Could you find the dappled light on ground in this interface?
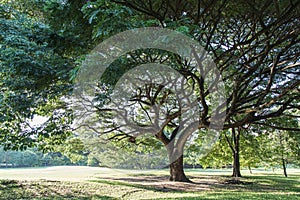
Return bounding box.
[0,166,299,199]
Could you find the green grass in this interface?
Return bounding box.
[0,166,299,199]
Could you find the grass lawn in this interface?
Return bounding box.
[0,166,299,199]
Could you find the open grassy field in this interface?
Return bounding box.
[0,166,299,199]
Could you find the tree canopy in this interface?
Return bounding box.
[73,0,299,180]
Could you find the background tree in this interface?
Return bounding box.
[0,146,77,167]
[256,116,300,177]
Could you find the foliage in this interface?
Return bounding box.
[81,0,140,40]
[0,1,94,151]
[53,137,87,164]
[0,146,75,167]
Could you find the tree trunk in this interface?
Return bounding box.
[282,158,288,177]
[169,155,190,182]
[232,128,242,177]
[232,151,242,177]
[156,126,192,182]
[248,165,252,174]
[279,133,288,177]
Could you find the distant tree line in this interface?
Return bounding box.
[0,147,78,168]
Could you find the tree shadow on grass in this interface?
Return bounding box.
[92,173,300,194]
[91,175,220,192]
[199,174,300,193]
[159,192,300,200]
[245,175,300,192]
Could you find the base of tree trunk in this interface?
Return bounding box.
[232,164,242,177]
[169,155,191,182]
[169,174,191,182]
[232,171,242,177]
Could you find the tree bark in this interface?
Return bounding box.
[157,127,191,182]
[232,151,242,177]
[232,128,242,177]
[169,155,190,182]
[282,158,288,177]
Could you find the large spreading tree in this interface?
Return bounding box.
[76,0,299,181]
